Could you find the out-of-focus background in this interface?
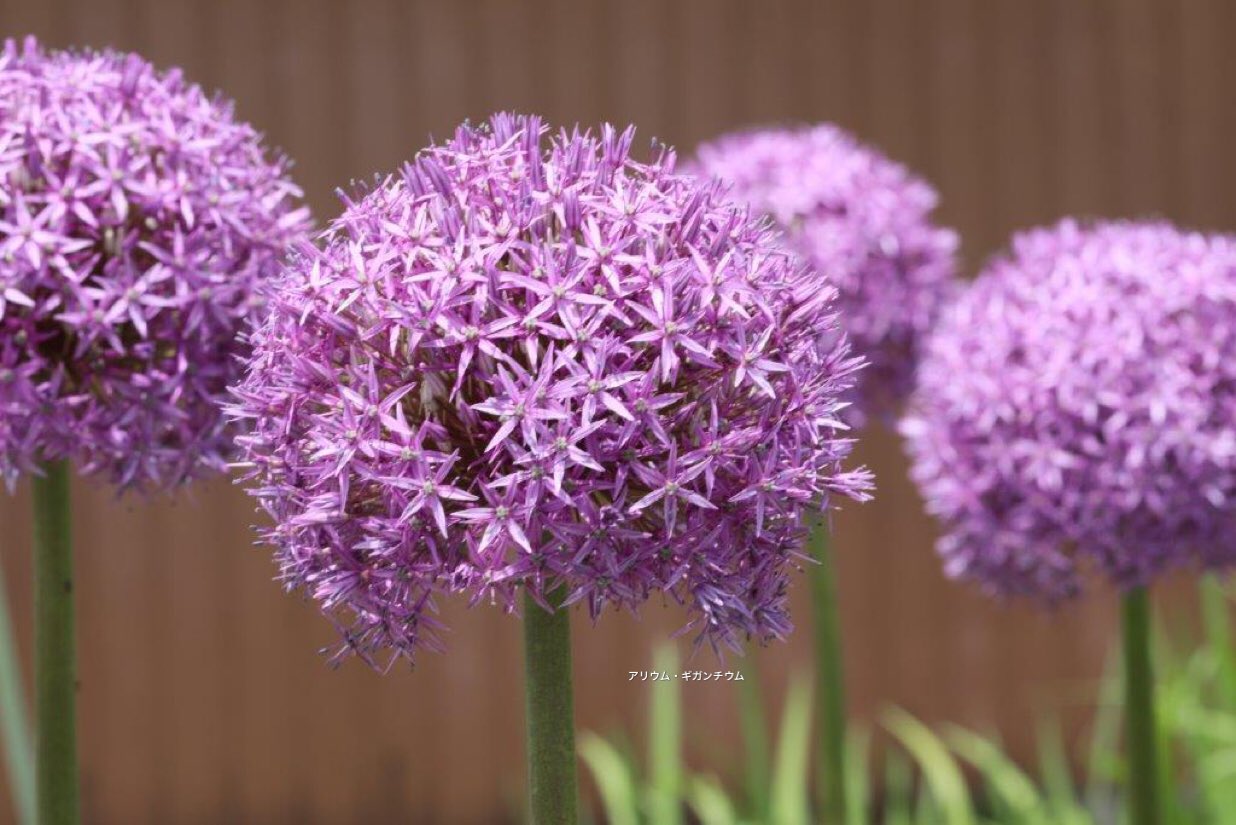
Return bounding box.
[1,0,1233,822]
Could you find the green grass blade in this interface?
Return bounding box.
[884,707,976,825]
[648,644,682,825]
[1035,717,1093,824]
[844,727,870,825]
[0,560,34,825]
[1085,649,1124,806]
[946,725,1045,822]
[580,733,641,825]
[769,675,813,825]
[883,748,915,825]
[686,775,741,825]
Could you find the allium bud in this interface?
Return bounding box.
[694,125,958,422]
[902,220,1236,599]
[230,114,872,664]
[0,37,311,489]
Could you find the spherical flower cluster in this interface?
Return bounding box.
[0,37,310,490]
[902,220,1236,599]
[693,124,958,422]
[230,113,872,663]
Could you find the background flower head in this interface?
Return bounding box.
[693,124,959,423]
[902,219,1236,599]
[230,113,872,664]
[0,36,310,490]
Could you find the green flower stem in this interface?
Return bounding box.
[0,553,35,824]
[1122,585,1159,825]
[808,518,847,822]
[34,462,77,825]
[737,664,771,819]
[648,644,682,825]
[523,585,577,825]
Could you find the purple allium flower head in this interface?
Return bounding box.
[901,219,1236,600]
[0,36,311,490]
[693,125,959,422]
[230,113,872,664]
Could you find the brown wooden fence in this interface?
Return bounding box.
[0,0,1233,821]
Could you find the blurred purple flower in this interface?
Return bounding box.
[230,113,872,665]
[902,219,1236,599]
[693,124,959,422]
[0,37,310,490]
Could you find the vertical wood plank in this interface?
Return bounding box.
[1176,0,1231,229]
[1052,0,1118,217]
[1176,0,1235,229]
[132,4,228,822]
[1111,0,1179,218]
[857,0,948,736]
[605,0,675,144]
[214,1,310,821]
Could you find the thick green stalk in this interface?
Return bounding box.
[648,644,682,825]
[808,519,846,822]
[523,586,577,825]
[34,462,77,825]
[1122,586,1159,825]
[0,555,35,824]
[736,663,771,819]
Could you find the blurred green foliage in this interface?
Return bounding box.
[581,576,1236,824]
